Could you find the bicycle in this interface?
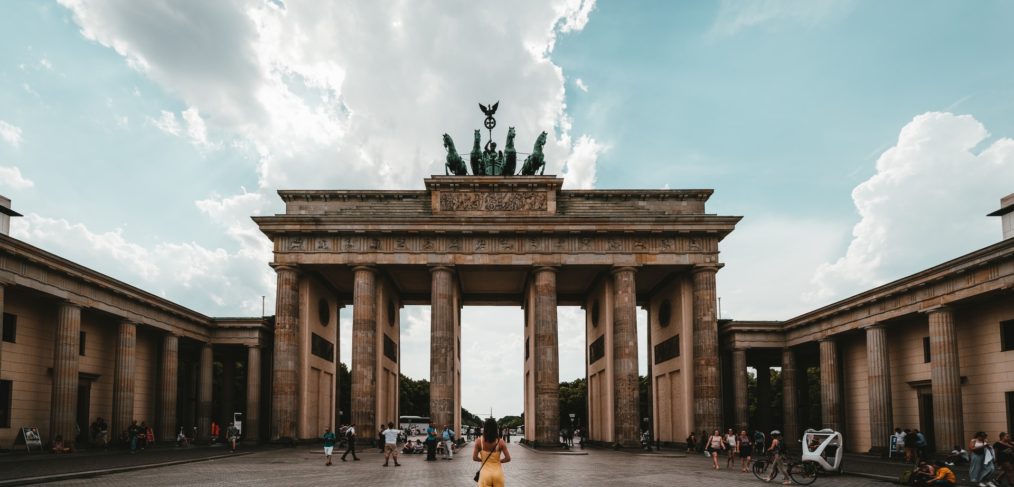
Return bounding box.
[751,453,819,485]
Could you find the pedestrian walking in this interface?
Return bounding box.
[442,424,456,460]
[226,422,240,452]
[738,430,753,472]
[322,427,336,466]
[707,429,724,470]
[725,428,738,468]
[342,423,360,461]
[473,417,511,487]
[765,430,791,485]
[381,422,402,467]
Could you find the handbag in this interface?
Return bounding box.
[473,437,499,482]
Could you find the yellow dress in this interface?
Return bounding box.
[477,439,505,487]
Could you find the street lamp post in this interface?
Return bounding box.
[569,413,576,447]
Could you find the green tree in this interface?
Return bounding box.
[399,374,430,417]
[558,377,587,429]
[338,362,351,424]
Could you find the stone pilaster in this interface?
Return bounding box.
[246,345,261,441]
[533,266,560,446]
[819,337,842,431]
[691,266,722,433]
[866,324,893,455]
[49,301,81,445]
[352,266,377,440]
[197,343,213,440]
[781,348,799,444]
[928,307,964,453]
[111,321,136,441]
[271,264,299,441]
[158,334,179,442]
[732,349,748,433]
[429,266,455,430]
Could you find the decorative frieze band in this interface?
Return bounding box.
[281,234,717,254]
[438,191,548,212]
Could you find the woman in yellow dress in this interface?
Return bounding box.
[472,417,511,487]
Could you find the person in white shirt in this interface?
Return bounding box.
[381,422,402,467]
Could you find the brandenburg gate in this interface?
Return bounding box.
[254,174,739,447]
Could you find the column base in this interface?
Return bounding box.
[519,438,565,449]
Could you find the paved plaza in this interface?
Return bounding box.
[35,443,889,487]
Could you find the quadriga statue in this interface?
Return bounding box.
[520,131,548,175]
[442,134,468,176]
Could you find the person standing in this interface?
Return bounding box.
[754,429,767,454]
[893,427,906,461]
[765,430,792,485]
[381,422,402,467]
[442,424,456,460]
[342,423,360,461]
[226,422,241,452]
[968,431,995,486]
[738,430,753,472]
[322,427,336,466]
[425,423,438,461]
[473,417,511,487]
[913,429,928,464]
[686,432,697,454]
[128,420,140,453]
[994,432,1014,486]
[378,425,385,453]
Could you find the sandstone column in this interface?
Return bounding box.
[246,345,261,441]
[271,264,299,441]
[0,285,4,376]
[928,306,964,453]
[111,321,136,441]
[221,355,235,428]
[691,266,722,433]
[533,267,560,446]
[197,343,213,440]
[49,301,81,445]
[866,324,893,455]
[819,337,842,431]
[757,365,772,433]
[158,334,179,442]
[732,349,748,433]
[429,266,455,430]
[352,266,378,441]
[612,267,639,447]
[781,348,799,443]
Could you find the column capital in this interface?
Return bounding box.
[818,335,836,343]
[247,344,262,350]
[863,323,887,331]
[351,265,377,274]
[533,265,559,274]
[923,305,953,315]
[270,263,298,271]
[428,264,455,274]
[610,265,638,276]
[58,299,83,310]
[691,264,719,275]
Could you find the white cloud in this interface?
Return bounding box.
[710,0,853,37]
[574,78,588,92]
[0,166,35,190]
[181,107,215,150]
[808,112,1014,304]
[151,110,179,135]
[0,121,23,148]
[718,214,847,320]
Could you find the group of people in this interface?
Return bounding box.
[319,418,513,487]
[695,428,789,484]
[897,429,1014,486]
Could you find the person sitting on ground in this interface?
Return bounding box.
[931,460,957,486]
[226,422,241,452]
[910,461,935,486]
[50,435,72,454]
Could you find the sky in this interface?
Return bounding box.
[2,0,1014,419]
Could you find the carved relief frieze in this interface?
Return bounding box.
[438,191,548,212]
[282,234,719,255]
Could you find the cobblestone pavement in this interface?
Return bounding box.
[46,442,892,487]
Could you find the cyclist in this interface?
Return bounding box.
[765,430,792,485]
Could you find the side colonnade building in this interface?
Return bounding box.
[717,193,1014,455]
[0,197,272,447]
